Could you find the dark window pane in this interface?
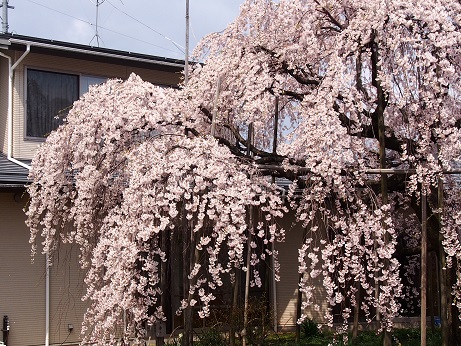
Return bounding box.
[26,69,79,138]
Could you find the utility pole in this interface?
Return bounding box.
[184,0,189,85]
[0,0,14,34]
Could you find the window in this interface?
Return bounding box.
[26,69,107,138]
[80,75,107,95]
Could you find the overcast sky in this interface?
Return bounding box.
[6,0,244,59]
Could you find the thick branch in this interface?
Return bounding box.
[255,45,320,86]
[314,0,344,31]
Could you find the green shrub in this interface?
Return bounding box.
[196,327,227,346]
[301,318,319,338]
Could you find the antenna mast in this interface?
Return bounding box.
[0,0,14,34]
[90,0,104,47]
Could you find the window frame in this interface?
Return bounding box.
[24,66,108,141]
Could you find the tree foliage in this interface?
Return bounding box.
[26,0,461,344]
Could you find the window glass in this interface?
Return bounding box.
[80,75,107,95]
[26,69,79,138]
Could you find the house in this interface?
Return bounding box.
[0,33,184,346]
[0,33,324,346]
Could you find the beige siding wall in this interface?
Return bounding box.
[0,192,46,346]
[49,243,88,345]
[0,192,88,345]
[0,58,9,154]
[9,50,181,160]
[276,212,327,331]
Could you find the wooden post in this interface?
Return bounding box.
[271,96,279,333]
[182,208,192,346]
[296,225,308,343]
[376,52,391,345]
[438,178,450,346]
[421,192,427,346]
[242,209,253,346]
[295,271,303,343]
[156,232,167,346]
[352,283,360,343]
[242,123,254,346]
[229,269,239,346]
[429,252,435,334]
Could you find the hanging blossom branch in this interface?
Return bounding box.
[26,75,287,345]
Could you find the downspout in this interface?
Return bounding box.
[2,45,31,169]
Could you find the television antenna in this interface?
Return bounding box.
[89,0,105,47]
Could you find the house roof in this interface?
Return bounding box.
[0,154,30,189]
[0,33,185,73]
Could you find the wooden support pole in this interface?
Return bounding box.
[429,252,435,333]
[421,192,427,346]
[242,123,254,346]
[438,178,450,346]
[229,269,239,346]
[242,208,253,346]
[271,96,279,333]
[352,282,360,343]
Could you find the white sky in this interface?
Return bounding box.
[6,0,244,59]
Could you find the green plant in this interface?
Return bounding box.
[196,327,227,346]
[226,295,274,346]
[301,318,320,338]
[164,333,182,346]
[244,297,273,346]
